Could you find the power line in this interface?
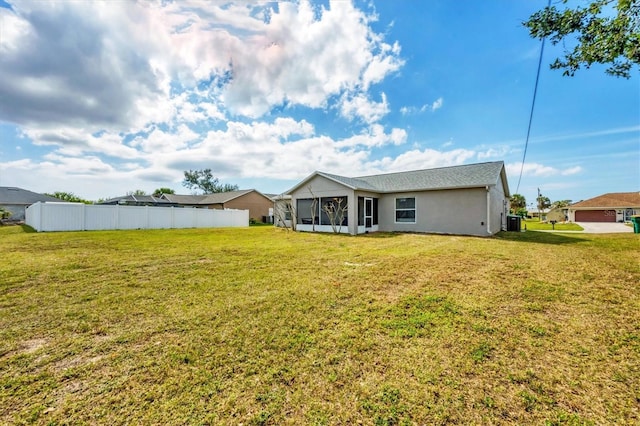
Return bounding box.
[515,0,551,194]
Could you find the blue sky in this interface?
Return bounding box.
[0,0,638,206]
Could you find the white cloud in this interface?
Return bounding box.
[477,146,510,159]
[431,97,443,111]
[340,92,389,123]
[399,97,443,115]
[561,166,583,176]
[0,1,428,200]
[368,148,476,173]
[505,162,574,177]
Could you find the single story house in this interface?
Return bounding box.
[280,161,510,237]
[568,192,640,222]
[0,187,62,221]
[162,189,274,223]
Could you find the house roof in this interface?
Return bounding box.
[287,161,509,195]
[162,189,269,205]
[570,192,640,209]
[100,194,175,205]
[0,187,62,205]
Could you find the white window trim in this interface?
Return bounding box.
[394,197,416,224]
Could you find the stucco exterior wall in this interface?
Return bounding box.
[225,192,273,223]
[488,178,509,234]
[289,175,508,236]
[377,188,490,236]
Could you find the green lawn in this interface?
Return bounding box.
[1,226,638,425]
[522,219,584,232]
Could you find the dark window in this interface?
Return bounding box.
[320,197,347,226]
[358,197,364,226]
[395,197,416,223]
[297,198,318,225]
[373,198,379,225]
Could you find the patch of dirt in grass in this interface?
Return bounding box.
[53,354,105,372]
[21,337,48,354]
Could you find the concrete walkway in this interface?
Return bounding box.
[575,222,634,234]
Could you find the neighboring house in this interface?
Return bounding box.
[528,208,550,221]
[0,187,62,221]
[100,194,178,207]
[162,189,274,223]
[568,192,640,222]
[282,161,510,237]
[546,207,568,223]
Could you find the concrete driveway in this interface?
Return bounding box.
[576,222,634,233]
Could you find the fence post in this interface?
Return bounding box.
[38,202,43,232]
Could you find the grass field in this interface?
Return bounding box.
[521,219,584,232]
[1,226,638,425]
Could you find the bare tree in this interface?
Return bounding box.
[274,196,296,231]
[308,185,318,232]
[322,197,348,233]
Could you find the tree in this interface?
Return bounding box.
[182,169,239,194]
[153,187,175,197]
[308,186,318,232]
[510,194,527,211]
[127,189,147,196]
[45,191,92,204]
[524,0,640,78]
[273,196,297,231]
[0,207,11,220]
[321,197,348,233]
[537,195,551,210]
[551,199,572,209]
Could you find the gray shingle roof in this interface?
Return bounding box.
[0,187,63,205]
[200,189,255,204]
[100,194,175,205]
[356,161,506,192]
[292,161,507,194]
[161,194,208,204]
[163,189,264,205]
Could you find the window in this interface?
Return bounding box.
[320,197,347,226]
[395,197,415,223]
[297,197,347,226]
[297,198,318,225]
[373,198,379,225]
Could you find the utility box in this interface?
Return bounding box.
[507,215,521,232]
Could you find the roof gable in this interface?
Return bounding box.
[200,189,256,204]
[162,189,269,205]
[571,192,640,208]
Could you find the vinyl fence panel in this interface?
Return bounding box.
[26,202,249,232]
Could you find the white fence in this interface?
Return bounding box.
[26,202,249,232]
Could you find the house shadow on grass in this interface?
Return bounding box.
[495,230,588,245]
[20,224,37,233]
[360,232,401,239]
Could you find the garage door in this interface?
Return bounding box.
[575,210,616,222]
